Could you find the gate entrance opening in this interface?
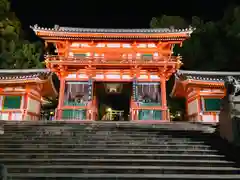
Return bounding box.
[95,82,132,121]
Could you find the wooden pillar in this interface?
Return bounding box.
[22,86,31,120]
[56,77,65,120]
[196,89,202,121]
[64,41,70,58]
[22,92,29,120]
[161,77,168,121]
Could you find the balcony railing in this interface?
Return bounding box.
[45,55,178,65]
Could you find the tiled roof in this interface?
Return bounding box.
[176,70,240,82]
[30,24,194,34]
[0,69,52,81]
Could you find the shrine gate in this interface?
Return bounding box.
[31,25,192,122]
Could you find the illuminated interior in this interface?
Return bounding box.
[95,82,132,121]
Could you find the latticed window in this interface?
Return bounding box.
[62,109,86,120]
[136,82,161,105]
[3,96,21,109]
[203,98,221,111]
[73,53,86,57]
[138,110,162,120]
[142,54,153,60]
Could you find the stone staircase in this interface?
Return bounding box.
[0,121,240,179]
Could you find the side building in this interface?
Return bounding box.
[0,69,58,120]
[171,70,240,123]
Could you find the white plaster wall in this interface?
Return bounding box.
[201,114,219,123]
[0,112,22,120]
[27,98,40,114]
[138,75,148,79]
[202,115,214,122]
[25,114,37,121]
[66,74,77,79]
[11,112,22,120]
[188,99,199,115]
[0,113,9,120]
[24,114,31,121]
[0,96,3,110]
[106,75,121,79]
[122,75,131,79]
[216,114,219,122]
[20,95,25,109]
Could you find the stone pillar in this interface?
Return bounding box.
[219,76,240,145]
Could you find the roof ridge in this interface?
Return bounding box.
[177,70,240,76]
[30,24,195,34]
[0,69,51,74]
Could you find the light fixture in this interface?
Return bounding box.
[106,108,112,112]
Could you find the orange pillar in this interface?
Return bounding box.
[22,91,29,120]
[56,77,65,120]
[161,77,168,121]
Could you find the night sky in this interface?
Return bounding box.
[11,0,232,32]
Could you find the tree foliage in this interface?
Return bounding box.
[150,15,188,29]
[150,7,240,115]
[150,8,240,71]
[0,0,44,69]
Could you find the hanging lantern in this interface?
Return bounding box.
[104,83,123,94]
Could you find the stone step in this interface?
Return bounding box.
[0,143,212,149]
[0,140,212,145]
[0,158,234,167]
[3,121,215,129]
[2,131,210,136]
[2,132,213,139]
[0,153,224,160]
[6,165,240,174]
[0,147,218,154]
[0,132,209,137]
[0,136,209,141]
[6,173,240,179]
[3,126,211,130]
[0,122,236,180]
[0,140,209,145]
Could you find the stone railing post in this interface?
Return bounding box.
[219,76,240,145]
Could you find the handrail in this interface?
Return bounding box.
[45,55,177,65]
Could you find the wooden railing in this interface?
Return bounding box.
[45,55,178,65]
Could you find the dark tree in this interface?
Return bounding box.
[0,0,44,69]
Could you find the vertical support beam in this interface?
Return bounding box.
[22,91,29,120]
[9,112,12,121]
[161,76,168,121]
[56,77,65,120]
[64,41,70,58]
[92,96,97,121]
[197,89,202,121]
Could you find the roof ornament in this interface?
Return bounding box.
[33,24,38,29]
[176,54,183,69]
[54,24,60,30]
